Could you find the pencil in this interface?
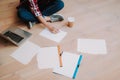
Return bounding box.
[57,45,63,67]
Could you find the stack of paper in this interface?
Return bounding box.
[11,41,40,64]
[39,28,67,43]
[37,47,60,69]
[53,52,83,79]
[77,39,107,54]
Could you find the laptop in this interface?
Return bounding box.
[0,27,32,46]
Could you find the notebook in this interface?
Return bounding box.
[53,52,83,79]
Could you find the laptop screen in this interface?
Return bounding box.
[3,31,24,43]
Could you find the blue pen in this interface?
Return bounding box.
[72,55,83,79]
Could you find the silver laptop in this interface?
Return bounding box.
[0,27,32,46]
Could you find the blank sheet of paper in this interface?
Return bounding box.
[39,28,67,43]
[11,41,40,64]
[77,39,107,54]
[53,52,79,78]
[37,47,59,69]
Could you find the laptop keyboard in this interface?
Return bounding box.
[4,31,24,43]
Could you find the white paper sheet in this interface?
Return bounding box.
[53,52,79,78]
[77,39,107,54]
[39,28,67,43]
[11,41,40,64]
[37,47,59,69]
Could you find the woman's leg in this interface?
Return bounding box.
[40,0,64,16]
[17,7,39,23]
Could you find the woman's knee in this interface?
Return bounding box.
[17,8,28,20]
[56,0,64,10]
[17,8,37,22]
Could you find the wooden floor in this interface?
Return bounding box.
[0,0,120,80]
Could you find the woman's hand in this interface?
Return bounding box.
[48,26,60,34]
[37,16,60,34]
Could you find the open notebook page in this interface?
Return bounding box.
[77,39,107,54]
[37,47,60,69]
[11,41,40,64]
[53,52,80,78]
[39,28,67,43]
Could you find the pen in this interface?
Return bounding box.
[73,55,83,79]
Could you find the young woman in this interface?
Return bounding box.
[17,0,64,33]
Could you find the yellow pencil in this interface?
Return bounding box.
[57,45,63,67]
